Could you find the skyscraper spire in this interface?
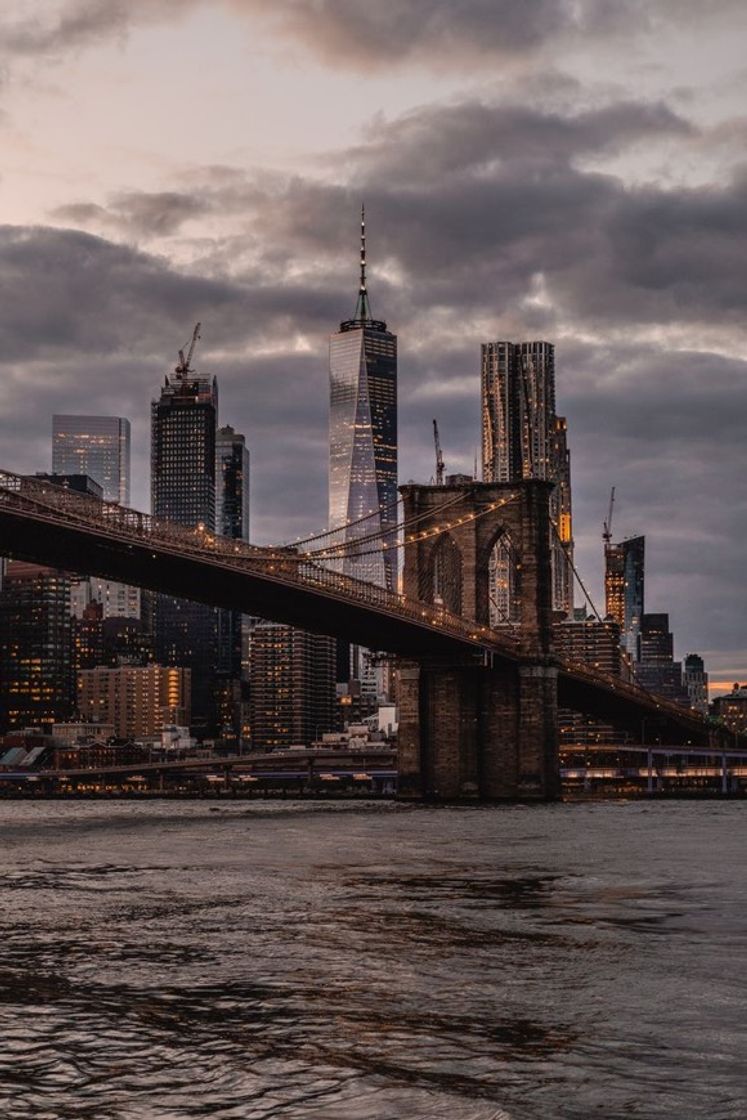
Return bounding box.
[354,202,372,322]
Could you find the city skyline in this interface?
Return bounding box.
[0,1,745,687]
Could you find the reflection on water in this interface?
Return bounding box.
[0,801,744,1119]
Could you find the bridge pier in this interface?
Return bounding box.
[398,657,559,801]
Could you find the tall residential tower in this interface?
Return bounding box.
[481,341,573,619]
[605,535,645,663]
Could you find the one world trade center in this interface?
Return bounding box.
[328,207,398,593]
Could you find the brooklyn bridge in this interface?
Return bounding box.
[0,469,720,801]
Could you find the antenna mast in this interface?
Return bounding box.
[433,419,445,486]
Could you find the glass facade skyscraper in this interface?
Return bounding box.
[52,415,130,505]
[605,535,645,663]
[52,417,136,621]
[151,361,219,736]
[329,208,398,592]
[216,426,250,543]
[481,341,573,619]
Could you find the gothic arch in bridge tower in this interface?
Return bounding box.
[479,527,520,629]
[421,533,463,616]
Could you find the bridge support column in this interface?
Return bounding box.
[397,659,559,801]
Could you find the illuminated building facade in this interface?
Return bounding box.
[0,561,73,731]
[78,664,190,740]
[249,623,336,749]
[605,535,645,663]
[52,416,130,505]
[711,683,747,734]
[151,363,218,735]
[481,340,573,619]
[52,418,137,620]
[329,207,398,591]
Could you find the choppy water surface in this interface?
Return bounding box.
[0,800,744,1119]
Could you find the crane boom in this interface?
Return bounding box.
[433,419,445,486]
[603,486,616,548]
[184,322,201,372]
[175,322,201,376]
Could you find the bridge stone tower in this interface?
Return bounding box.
[397,479,560,801]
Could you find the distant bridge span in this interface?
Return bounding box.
[0,472,715,786]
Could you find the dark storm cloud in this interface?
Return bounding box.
[234,0,746,70]
[245,0,570,67]
[349,99,696,182]
[0,225,239,362]
[1,1,130,54]
[0,1,200,57]
[201,96,739,335]
[0,224,346,540]
[3,0,743,68]
[54,192,208,238]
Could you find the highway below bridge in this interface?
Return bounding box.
[1,744,746,797]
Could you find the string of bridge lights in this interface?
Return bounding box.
[282,494,407,549]
[305,493,521,561]
[300,490,470,558]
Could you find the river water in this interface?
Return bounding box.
[0,799,744,1119]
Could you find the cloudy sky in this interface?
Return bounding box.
[1,0,745,691]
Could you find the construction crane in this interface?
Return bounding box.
[175,322,201,376]
[602,486,616,550]
[433,419,445,486]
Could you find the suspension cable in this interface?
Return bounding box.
[303,491,470,558]
[311,493,521,562]
[279,495,404,549]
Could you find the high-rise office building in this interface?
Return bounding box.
[329,207,398,591]
[637,613,689,704]
[52,416,130,505]
[215,425,250,735]
[605,535,645,664]
[216,426,250,542]
[481,340,573,619]
[151,352,219,736]
[52,418,136,620]
[249,623,336,750]
[0,561,74,731]
[683,653,709,716]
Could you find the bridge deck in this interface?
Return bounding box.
[0,470,720,742]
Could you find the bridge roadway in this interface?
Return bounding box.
[3,744,746,790]
[0,470,715,743]
[0,748,398,783]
